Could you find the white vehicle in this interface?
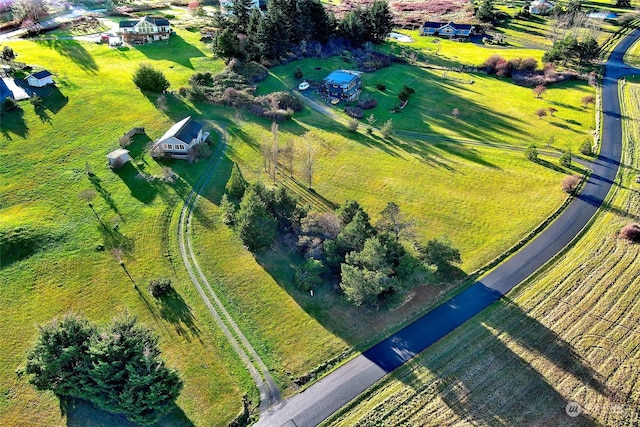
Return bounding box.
[298,81,310,91]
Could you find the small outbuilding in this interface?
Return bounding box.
[106,149,131,169]
[26,70,54,87]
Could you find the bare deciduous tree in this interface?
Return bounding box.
[282,138,295,178]
[533,85,547,99]
[271,122,279,184]
[302,141,315,189]
[261,140,271,174]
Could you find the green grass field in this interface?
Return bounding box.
[0,32,253,427]
[0,8,611,425]
[321,81,640,427]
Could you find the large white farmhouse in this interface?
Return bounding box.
[117,16,171,45]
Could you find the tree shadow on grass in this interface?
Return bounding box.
[126,132,153,160]
[135,33,206,70]
[87,172,121,215]
[0,107,29,140]
[34,39,98,74]
[33,103,52,123]
[64,398,194,427]
[279,174,338,212]
[156,289,203,342]
[97,221,134,254]
[364,296,610,426]
[115,162,158,205]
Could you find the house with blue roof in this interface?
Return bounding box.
[152,116,209,160]
[321,70,362,102]
[419,22,474,38]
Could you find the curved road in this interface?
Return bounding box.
[256,28,640,427]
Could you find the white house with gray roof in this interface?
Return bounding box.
[117,16,171,45]
[152,116,209,160]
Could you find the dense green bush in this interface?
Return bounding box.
[148,277,173,297]
[132,64,170,93]
[580,139,594,156]
[294,258,325,291]
[23,314,183,425]
[226,162,247,199]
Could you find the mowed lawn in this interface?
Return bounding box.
[0,34,251,426]
[185,105,574,391]
[260,56,596,152]
[321,82,640,427]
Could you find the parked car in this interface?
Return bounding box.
[298,81,310,91]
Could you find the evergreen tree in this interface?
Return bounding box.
[415,237,462,273]
[24,314,183,426]
[339,10,367,44]
[337,199,369,225]
[310,0,334,42]
[212,27,242,60]
[476,0,495,22]
[226,162,247,199]
[257,12,289,60]
[230,0,256,32]
[273,186,299,229]
[245,8,264,61]
[236,184,278,250]
[368,0,394,43]
[220,194,237,225]
[87,316,182,425]
[578,36,599,64]
[132,64,170,93]
[340,237,400,306]
[24,314,96,398]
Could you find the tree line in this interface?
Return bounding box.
[212,0,394,62]
[220,167,462,308]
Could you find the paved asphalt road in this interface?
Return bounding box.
[256,28,640,427]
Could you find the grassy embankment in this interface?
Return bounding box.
[0,30,251,427]
[625,38,640,67]
[321,81,640,427]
